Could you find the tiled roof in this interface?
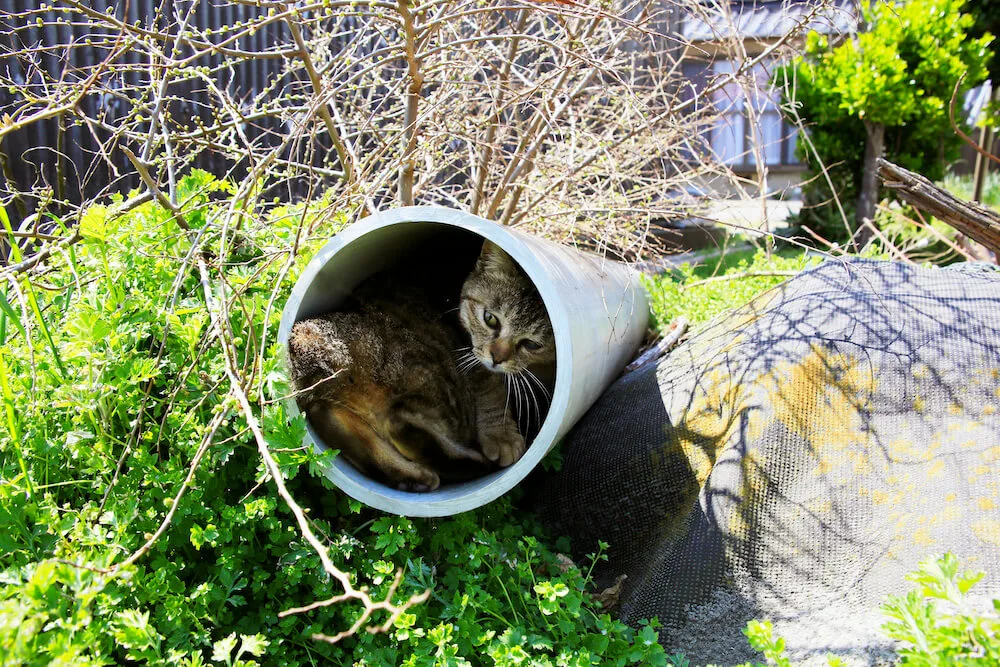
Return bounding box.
[681,0,858,43]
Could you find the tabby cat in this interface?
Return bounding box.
[286,240,555,491]
[458,241,556,451]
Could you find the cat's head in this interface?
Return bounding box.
[460,241,555,373]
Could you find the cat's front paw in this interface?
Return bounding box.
[482,427,526,468]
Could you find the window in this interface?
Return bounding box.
[683,58,800,169]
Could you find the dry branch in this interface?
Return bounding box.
[877,158,1000,257]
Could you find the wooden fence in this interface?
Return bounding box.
[0,0,353,221]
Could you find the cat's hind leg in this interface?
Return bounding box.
[306,401,441,492]
[394,408,487,464]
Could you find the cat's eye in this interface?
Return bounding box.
[520,339,542,352]
[483,310,500,329]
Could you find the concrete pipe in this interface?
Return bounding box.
[278,206,648,516]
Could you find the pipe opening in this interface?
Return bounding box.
[286,222,558,495]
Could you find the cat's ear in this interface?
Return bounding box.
[477,240,518,274]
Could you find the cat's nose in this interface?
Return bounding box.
[490,340,512,364]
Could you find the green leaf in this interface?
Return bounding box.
[79,205,108,242]
[237,633,270,658]
[212,633,238,663]
[113,609,157,650]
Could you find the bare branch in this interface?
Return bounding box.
[877,158,1000,257]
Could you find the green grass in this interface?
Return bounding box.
[645,246,821,331]
[939,171,1000,212]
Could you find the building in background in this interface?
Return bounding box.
[677,0,855,209]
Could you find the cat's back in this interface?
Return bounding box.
[291,276,467,399]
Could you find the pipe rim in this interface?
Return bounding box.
[277,206,573,516]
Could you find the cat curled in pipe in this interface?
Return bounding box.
[287,240,555,492]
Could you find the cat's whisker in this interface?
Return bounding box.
[514,373,526,431]
[524,375,536,431]
[503,373,512,417]
[528,375,541,430]
[525,369,552,401]
[509,373,525,428]
[508,372,519,422]
[520,371,541,431]
[520,373,535,432]
[455,352,481,375]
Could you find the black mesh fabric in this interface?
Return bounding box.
[530,259,1000,665]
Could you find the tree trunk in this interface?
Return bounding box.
[855,119,886,247]
[972,83,998,203]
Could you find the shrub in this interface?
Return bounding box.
[777,0,993,241]
[882,553,1000,665]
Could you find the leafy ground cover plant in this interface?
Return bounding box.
[882,553,1000,665]
[0,173,679,666]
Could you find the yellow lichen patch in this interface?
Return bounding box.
[911,527,935,547]
[941,502,963,523]
[806,498,833,515]
[948,403,963,416]
[872,490,890,505]
[972,519,1000,547]
[680,440,715,487]
[671,366,755,486]
[977,497,996,512]
[727,451,771,543]
[982,446,1000,464]
[815,458,833,475]
[758,347,874,466]
[926,460,945,479]
[920,442,942,462]
[945,493,957,503]
[913,396,926,413]
[984,404,996,416]
[887,438,922,461]
[849,450,873,474]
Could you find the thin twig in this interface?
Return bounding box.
[684,270,799,289]
[948,73,1000,168]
